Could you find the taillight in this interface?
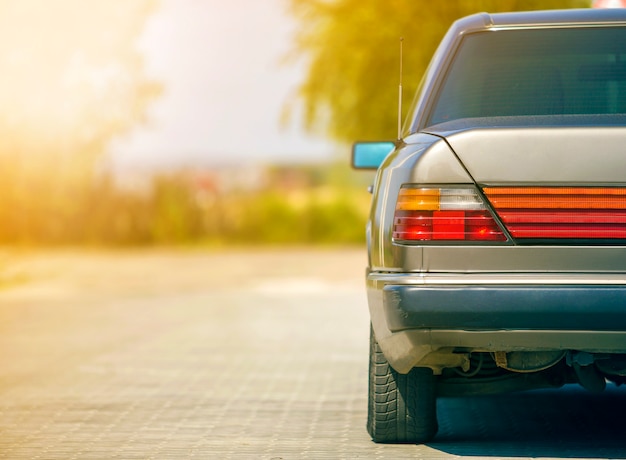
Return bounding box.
[484,187,626,239]
[393,187,506,241]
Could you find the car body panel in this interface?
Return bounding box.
[384,245,626,273]
[420,246,626,272]
[438,126,626,183]
[368,134,474,269]
[384,284,626,332]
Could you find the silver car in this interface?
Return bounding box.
[353,8,626,444]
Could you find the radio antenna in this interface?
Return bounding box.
[397,37,404,140]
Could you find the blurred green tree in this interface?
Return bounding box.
[0,0,161,244]
[286,0,592,143]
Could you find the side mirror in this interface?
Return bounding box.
[351,141,395,170]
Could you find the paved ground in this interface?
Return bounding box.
[0,248,625,459]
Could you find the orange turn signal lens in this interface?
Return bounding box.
[395,188,440,211]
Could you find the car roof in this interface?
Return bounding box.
[454,8,626,35]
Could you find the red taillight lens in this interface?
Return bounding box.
[484,187,626,239]
[393,188,506,242]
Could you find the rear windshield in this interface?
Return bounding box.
[426,27,626,128]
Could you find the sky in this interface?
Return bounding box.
[109,0,337,170]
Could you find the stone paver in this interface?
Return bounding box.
[0,249,625,459]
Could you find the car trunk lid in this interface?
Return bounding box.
[443,126,626,183]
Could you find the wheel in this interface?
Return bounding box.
[367,325,438,443]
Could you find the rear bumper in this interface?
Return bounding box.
[384,284,626,332]
[367,272,626,373]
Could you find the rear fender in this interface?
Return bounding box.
[369,133,473,270]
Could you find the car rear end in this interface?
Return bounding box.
[368,127,626,384]
[356,9,626,444]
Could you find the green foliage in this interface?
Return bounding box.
[0,165,370,247]
[150,176,205,243]
[229,189,367,245]
[223,165,370,245]
[286,0,592,143]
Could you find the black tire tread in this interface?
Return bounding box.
[367,326,438,443]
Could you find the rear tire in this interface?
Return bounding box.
[367,325,438,443]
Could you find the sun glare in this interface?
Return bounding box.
[0,0,158,159]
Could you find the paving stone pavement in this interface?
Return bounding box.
[0,248,625,459]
